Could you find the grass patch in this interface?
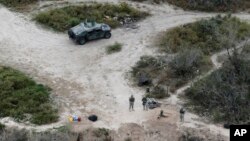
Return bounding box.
[53,125,71,133]
[0,0,37,7]
[34,2,149,31]
[0,0,37,10]
[185,48,250,124]
[0,66,58,125]
[106,42,122,54]
[157,15,250,55]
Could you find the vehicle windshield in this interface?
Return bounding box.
[71,23,85,35]
[102,24,110,30]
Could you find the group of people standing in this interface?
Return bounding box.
[129,94,149,111]
[129,88,150,111]
[128,88,186,122]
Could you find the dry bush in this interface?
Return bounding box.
[131,49,212,96]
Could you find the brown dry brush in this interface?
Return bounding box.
[131,49,211,98]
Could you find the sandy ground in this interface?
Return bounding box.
[0,0,250,140]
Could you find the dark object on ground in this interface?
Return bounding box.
[223,124,231,129]
[160,110,164,116]
[88,115,98,122]
[138,73,151,86]
[68,21,111,45]
[147,98,161,109]
[78,117,81,122]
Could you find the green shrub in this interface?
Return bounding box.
[170,49,203,77]
[31,106,58,125]
[185,50,250,124]
[132,56,165,76]
[0,66,58,125]
[168,49,211,92]
[242,44,250,54]
[106,42,122,54]
[132,16,249,97]
[0,123,5,131]
[131,56,165,87]
[131,50,212,95]
[131,0,250,12]
[158,16,250,55]
[69,18,81,27]
[35,3,149,31]
[166,0,250,12]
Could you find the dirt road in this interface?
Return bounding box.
[0,0,250,138]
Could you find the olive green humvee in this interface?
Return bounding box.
[68,21,111,45]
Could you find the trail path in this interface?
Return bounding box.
[0,0,249,136]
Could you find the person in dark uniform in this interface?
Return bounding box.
[180,107,185,122]
[142,96,147,110]
[129,95,135,111]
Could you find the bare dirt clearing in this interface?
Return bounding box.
[0,0,250,139]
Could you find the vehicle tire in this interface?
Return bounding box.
[104,32,111,39]
[78,38,86,45]
[68,31,74,38]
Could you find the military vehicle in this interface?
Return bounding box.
[68,21,111,45]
